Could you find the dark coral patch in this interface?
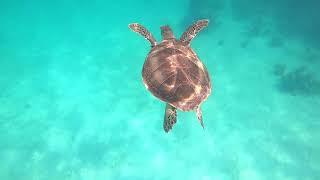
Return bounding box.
[274,65,320,96]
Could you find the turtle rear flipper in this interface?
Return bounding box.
[163,103,177,133]
[129,23,157,47]
[196,106,205,129]
[180,19,209,45]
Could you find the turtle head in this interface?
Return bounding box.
[160,25,175,41]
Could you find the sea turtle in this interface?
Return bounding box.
[129,19,212,133]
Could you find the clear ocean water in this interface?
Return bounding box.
[1,0,319,179]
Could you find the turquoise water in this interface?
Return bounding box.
[1,0,320,179]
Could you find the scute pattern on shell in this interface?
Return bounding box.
[142,40,211,111]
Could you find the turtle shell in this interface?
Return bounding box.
[142,39,211,111]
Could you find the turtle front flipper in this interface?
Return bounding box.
[129,23,157,47]
[160,25,175,40]
[180,19,209,45]
[163,103,177,133]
